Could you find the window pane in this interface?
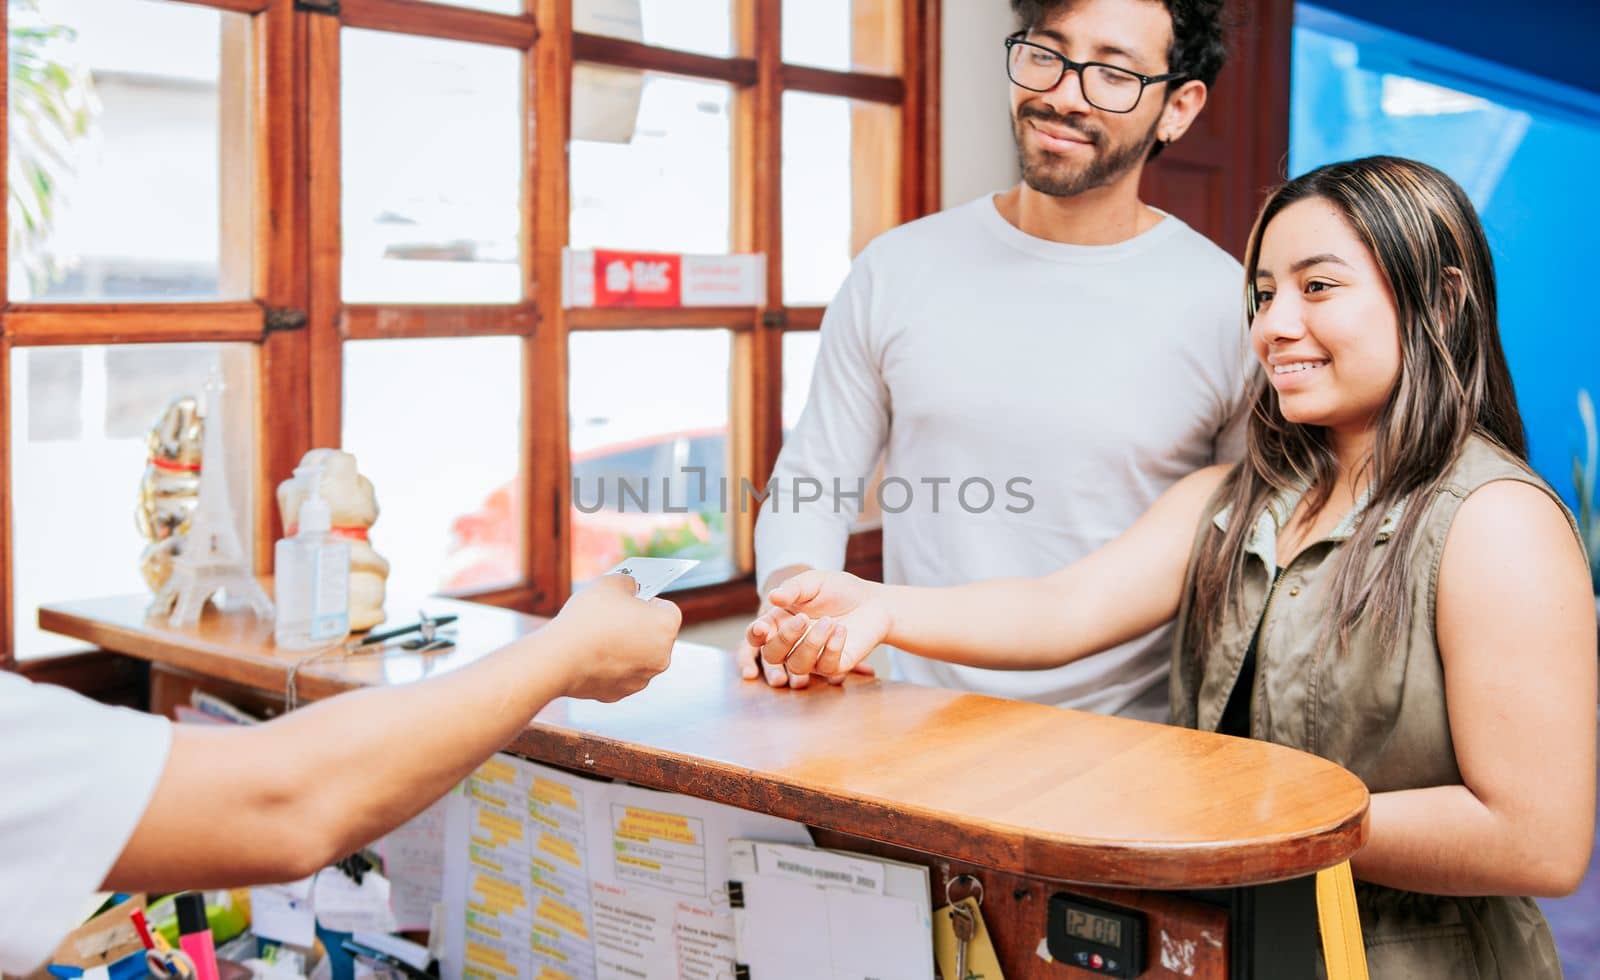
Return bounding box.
[782,92,901,305]
[424,0,522,14]
[13,344,256,659]
[569,331,733,589]
[7,0,251,301]
[570,73,732,254]
[342,338,524,599]
[576,0,733,58]
[782,0,902,74]
[342,31,522,303]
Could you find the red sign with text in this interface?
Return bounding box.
[592,250,682,308]
[563,248,765,308]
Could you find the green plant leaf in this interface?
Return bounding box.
[8,1,99,293]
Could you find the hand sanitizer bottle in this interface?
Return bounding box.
[274,463,350,649]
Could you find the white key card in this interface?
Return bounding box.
[604,556,700,599]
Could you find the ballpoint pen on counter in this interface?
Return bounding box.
[342,610,459,654]
[289,608,461,709]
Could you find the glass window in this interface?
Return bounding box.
[568,330,733,589]
[575,0,733,58]
[341,30,522,303]
[24,349,82,442]
[12,343,257,659]
[341,337,525,600]
[782,92,901,304]
[423,0,522,14]
[782,0,902,74]
[570,72,733,255]
[7,0,251,301]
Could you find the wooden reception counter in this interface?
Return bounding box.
[40,593,1369,979]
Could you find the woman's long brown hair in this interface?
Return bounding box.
[1184,156,1527,659]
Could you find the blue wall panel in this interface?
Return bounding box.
[1291,12,1600,507]
[1307,0,1600,97]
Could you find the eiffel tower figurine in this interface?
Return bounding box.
[151,372,274,627]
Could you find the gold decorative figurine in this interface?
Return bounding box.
[150,374,273,626]
[136,396,204,593]
[276,449,389,631]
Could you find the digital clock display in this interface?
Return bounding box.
[1065,907,1122,947]
[1048,893,1144,976]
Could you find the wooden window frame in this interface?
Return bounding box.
[0,0,940,673]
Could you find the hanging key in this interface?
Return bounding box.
[951,901,976,980]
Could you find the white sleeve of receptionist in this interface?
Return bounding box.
[754,254,892,588]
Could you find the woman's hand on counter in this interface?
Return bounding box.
[542,573,682,702]
[746,570,891,681]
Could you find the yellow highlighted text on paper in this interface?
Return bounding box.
[535,895,590,940]
[616,807,698,845]
[532,777,578,810]
[465,940,517,973]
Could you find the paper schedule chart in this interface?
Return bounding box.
[452,760,597,979]
[527,773,596,977]
[444,753,811,980]
[463,758,532,979]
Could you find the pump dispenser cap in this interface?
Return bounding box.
[294,464,332,535]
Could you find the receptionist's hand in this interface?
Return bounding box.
[746,570,890,679]
[545,573,681,702]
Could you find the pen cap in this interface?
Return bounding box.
[175,892,208,935]
[293,463,332,535]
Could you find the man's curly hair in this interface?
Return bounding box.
[1010,0,1228,88]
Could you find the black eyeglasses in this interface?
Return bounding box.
[1004,33,1185,114]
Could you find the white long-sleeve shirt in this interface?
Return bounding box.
[755,194,1249,721]
[0,671,172,973]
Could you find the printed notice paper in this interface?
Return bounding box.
[728,839,935,980]
[441,753,811,979]
[379,795,449,931]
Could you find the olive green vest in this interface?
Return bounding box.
[1171,434,1577,979]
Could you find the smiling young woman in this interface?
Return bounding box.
[746,155,1597,977]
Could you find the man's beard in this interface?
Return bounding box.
[1013,103,1160,197]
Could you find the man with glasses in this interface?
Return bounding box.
[740,0,1248,723]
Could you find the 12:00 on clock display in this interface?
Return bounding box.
[1065,907,1122,947]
